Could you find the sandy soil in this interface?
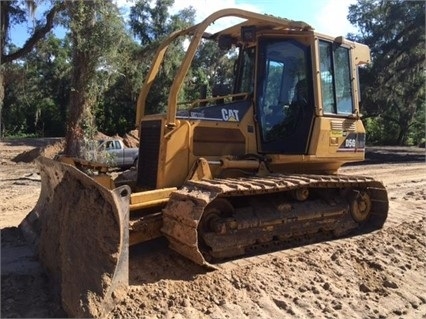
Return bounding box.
[1,139,425,318]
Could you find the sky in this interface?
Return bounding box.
[10,0,358,47]
[168,0,358,35]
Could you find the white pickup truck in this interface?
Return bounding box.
[97,139,139,169]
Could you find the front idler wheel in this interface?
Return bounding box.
[197,198,236,261]
[199,198,235,234]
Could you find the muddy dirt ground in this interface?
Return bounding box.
[1,139,425,318]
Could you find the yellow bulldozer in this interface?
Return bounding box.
[19,8,388,318]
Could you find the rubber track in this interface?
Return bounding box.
[161,174,388,268]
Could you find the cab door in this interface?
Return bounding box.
[256,38,314,154]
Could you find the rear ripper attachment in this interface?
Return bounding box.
[162,174,388,268]
[19,157,130,318]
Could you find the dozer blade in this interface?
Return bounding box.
[19,156,130,318]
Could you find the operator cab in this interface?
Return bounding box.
[233,35,357,156]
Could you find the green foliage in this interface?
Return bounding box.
[129,0,195,115]
[64,0,131,155]
[2,0,239,140]
[3,0,424,149]
[348,0,425,145]
[89,24,144,135]
[79,139,115,166]
[130,0,194,46]
[183,40,237,104]
[1,0,66,138]
[406,96,426,146]
[363,116,400,145]
[95,41,145,135]
[129,1,237,114]
[3,35,70,137]
[2,131,38,139]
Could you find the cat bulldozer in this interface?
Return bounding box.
[20,8,388,318]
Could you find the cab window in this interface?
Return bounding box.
[319,41,353,114]
[235,47,255,94]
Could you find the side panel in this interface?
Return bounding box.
[193,127,246,156]
[308,116,366,161]
[158,121,191,188]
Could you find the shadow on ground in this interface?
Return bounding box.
[346,146,425,166]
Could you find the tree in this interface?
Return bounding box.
[129,0,195,114]
[95,35,144,135]
[0,0,65,137]
[348,0,425,145]
[3,35,71,137]
[63,0,127,155]
[185,40,237,103]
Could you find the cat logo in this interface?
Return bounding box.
[221,108,240,122]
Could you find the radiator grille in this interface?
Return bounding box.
[136,120,162,189]
[330,120,356,131]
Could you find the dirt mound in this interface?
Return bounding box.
[94,132,112,140]
[94,130,139,148]
[122,130,139,148]
[12,140,64,163]
[10,129,139,164]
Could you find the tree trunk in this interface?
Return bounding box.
[0,70,4,138]
[64,1,98,156]
[64,50,92,156]
[396,127,407,146]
